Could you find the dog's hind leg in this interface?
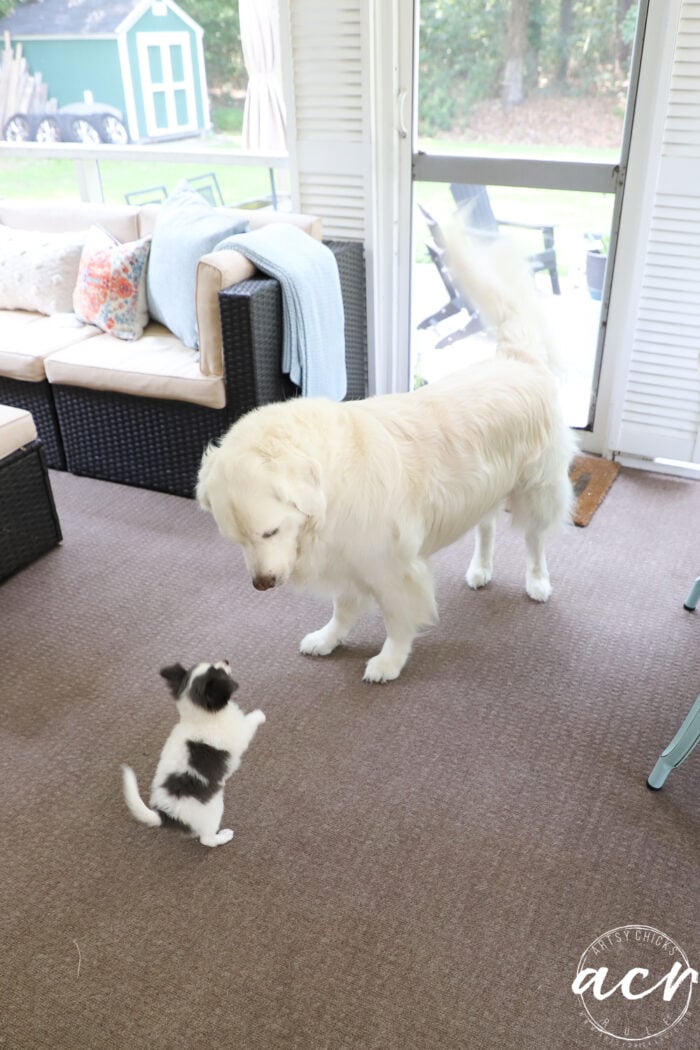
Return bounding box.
[523,527,552,602]
[364,560,437,683]
[512,472,571,602]
[197,795,234,847]
[466,510,498,590]
[300,590,366,657]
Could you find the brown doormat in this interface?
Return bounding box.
[569,454,620,527]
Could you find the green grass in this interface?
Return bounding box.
[0,151,286,207]
[418,137,618,164]
[0,158,84,199]
[98,159,283,207]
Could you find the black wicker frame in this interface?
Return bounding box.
[48,239,368,499]
[0,438,62,583]
[322,240,368,401]
[0,376,66,469]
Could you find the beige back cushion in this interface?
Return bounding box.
[0,200,141,243]
[137,203,322,240]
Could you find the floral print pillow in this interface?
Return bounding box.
[73,225,151,340]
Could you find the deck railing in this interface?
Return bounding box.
[0,141,289,204]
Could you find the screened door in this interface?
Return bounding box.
[411,0,647,431]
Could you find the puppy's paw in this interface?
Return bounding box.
[466,563,492,590]
[363,654,402,684]
[300,628,339,656]
[526,575,552,602]
[250,709,266,726]
[201,828,234,847]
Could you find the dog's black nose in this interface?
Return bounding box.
[253,575,276,591]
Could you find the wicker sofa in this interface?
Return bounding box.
[0,404,62,583]
[0,198,367,497]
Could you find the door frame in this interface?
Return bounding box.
[591,0,699,468]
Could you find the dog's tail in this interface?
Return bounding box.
[444,224,564,377]
[121,765,162,828]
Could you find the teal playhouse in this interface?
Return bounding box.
[0,0,210,142]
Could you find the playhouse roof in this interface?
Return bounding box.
[0,0,186,37]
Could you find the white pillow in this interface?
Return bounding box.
[0,225,89,315]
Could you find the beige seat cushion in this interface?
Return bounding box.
[0,404,37,459]
[0,311,102,381]
[44,322,226,410]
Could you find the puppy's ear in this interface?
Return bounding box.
[191,668,238,712]
[160,663,188,699]
[275,456,326,524]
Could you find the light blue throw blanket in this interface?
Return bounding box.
[215,223,347,400]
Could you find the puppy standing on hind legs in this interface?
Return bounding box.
[122,661,265,847]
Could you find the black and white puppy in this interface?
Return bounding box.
[122,661,265,847]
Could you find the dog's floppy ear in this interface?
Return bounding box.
[274,456,326,524]
[190,667,238,712]
[160,663,188,699]
[196,443,218,512]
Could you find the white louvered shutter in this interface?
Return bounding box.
[616,0,700,462]
[279,0,370,241]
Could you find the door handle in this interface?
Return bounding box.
[397,90,408,139]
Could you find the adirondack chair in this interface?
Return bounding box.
[450,183,561,294]
[125,173,224,208]
[416,185,561,348]
[416,203,484,348]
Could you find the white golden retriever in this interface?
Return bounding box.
[197,233,577,682]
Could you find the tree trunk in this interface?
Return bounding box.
[616,0,636,75]
[555,0,573,86]
[502,0,530,109]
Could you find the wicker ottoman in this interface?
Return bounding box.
[0,405,62,583]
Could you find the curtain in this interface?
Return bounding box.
[239,0,288,153]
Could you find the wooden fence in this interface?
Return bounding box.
[0,33,56,135]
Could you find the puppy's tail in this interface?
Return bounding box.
[443,224,564,378]
[121,765,162,828]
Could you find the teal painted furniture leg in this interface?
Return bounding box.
[647,694,700,789]
[684,576,700,611]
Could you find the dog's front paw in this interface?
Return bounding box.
[466,563,492,590]
[526,575,552,602]
[250,709,266,726]
[363,654,402,684]
[300,628,339,656]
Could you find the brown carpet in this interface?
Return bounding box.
[1,467,699,1049]
[570,454,621,527]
